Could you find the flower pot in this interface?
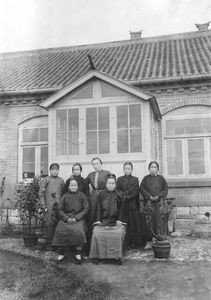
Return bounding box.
[23,236,38,247]
[152,242,171,259]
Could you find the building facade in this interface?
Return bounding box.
[0,27,211,220]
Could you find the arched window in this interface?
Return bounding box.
[19,116,48,180]
[164,106,211,177]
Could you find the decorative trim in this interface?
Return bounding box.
[17,110,48,124]
[161,98,211,115]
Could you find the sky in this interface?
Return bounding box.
[0,0,210,53]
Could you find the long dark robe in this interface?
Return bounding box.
[89,189,126,259]
[140,174,168,239]
[62,175,89,197]
[117,175,145,246]
[38,175,65,240]
[52,191,89,247]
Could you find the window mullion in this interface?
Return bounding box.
[97,107,99,154]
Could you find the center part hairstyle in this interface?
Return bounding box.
[91,157,103,165]
[72,162,82,172]
[106,173,117,182]
[50,163,60,170]
[148,161,160,170]
[123,161,133,169]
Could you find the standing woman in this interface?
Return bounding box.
[52,178,89,263]
[86,158,110,226]
[117,161,145,248]
[89,174,127,264]
[140,161,168,243]
[62,163,89,197]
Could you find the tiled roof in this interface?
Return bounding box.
[0,30,211,93]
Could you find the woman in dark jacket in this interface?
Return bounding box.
[117,161,145,248]
[62,163,89,197]
[140,161,168,243]
[52,178,89,263]
[89,174,126,264]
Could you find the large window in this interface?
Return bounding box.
[20,120,48,179]
[55,103,142,157]
[117,104,142,153]
[165,115,211,177]
[86,107,110,154]
[56,109,79,155]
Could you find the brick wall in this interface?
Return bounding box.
[0,103,47,203]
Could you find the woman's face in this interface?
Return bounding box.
[92,159,102,172]
[68,180,78,192]
[50,167,59,177]
[72,165,81,176]
[106,178,116,191]
[149,163,158,175]
[123,165,132,176]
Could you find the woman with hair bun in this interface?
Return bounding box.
[140,161,168,244]
[117,161,145,248]
[62,163,89,197]
[86,158,110,227]
[89,174,127,264]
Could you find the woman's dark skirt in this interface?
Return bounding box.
[52,220,87,247]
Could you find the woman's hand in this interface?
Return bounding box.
[93,221,102,226]
[116,220,123,226]
[67,218,77,223]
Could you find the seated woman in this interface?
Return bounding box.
[89,174,126,264]
[52,178,89,263]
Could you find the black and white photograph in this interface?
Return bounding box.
[0,0,211,299]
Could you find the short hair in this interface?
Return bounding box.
[148,161,160,170]
[91,157,102,165]
[50,163,60,170]
[72,163,82,172]
[123,161,133,170]
[106,174,117,182]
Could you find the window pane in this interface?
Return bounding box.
[68,109,79,131]
[56,110,67,131]
[68,132,79,155]
[166,140,183,175]
[56,132,67,155]
[39,128,48,142]
[166,118,211,136]
[117,130,128,153]
[185,119,204,134]
[130,129,142,152]
[99,131,110,154]
[86,131,97,154]
[99,107,109,130]
[41,146,48,176]
[188,139,205,174]
[22,147,35,178]
[86,108,97,130]
[129,104,141,128]
[22,129,38,142]
[117,106,128,129]
[166,120,185,135]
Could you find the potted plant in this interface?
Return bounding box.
[144,197,175,259]
[16,176,46,247]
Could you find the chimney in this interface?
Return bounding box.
[195,22,210,31]
[130,30,143,40]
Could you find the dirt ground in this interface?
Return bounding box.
[1,238,211,299]
[61,258,211,300]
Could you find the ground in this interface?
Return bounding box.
[0,238,211,299]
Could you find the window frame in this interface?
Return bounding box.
[19,121,48,181]
[164,113,211,178]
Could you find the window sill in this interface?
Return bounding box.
[167,178,211,188]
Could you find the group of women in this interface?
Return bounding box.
[39,158,168,264]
